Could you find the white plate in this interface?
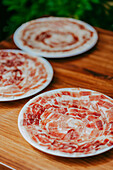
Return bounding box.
[18,88,113,157]
[14,17,98,58]
[0,49,53,101]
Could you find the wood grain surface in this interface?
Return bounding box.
[0,27,113,170]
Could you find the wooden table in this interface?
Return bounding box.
[0,27,113,170]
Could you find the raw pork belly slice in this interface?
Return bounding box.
[19,88,113,157]
[14,17,98,58]
[0,50,53,101]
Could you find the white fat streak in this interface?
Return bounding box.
[67,118,81,128]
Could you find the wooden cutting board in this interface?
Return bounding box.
[0,27,113,170]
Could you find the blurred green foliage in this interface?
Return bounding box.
[2,0,113,36]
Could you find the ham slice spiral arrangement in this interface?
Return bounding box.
[14,17,98,58]
[18,88,113,157]
[0,50,53,101]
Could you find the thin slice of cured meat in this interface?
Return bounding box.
[14,17,98,58]
[19,88,113,156]
[0,50,53,101]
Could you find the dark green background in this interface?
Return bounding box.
[0,0,113,41]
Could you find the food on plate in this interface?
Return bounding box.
[18,88,113,157]
[14,17,98,58]
[0,50,53,101]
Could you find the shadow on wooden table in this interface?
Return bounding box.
[34,147,113,168]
